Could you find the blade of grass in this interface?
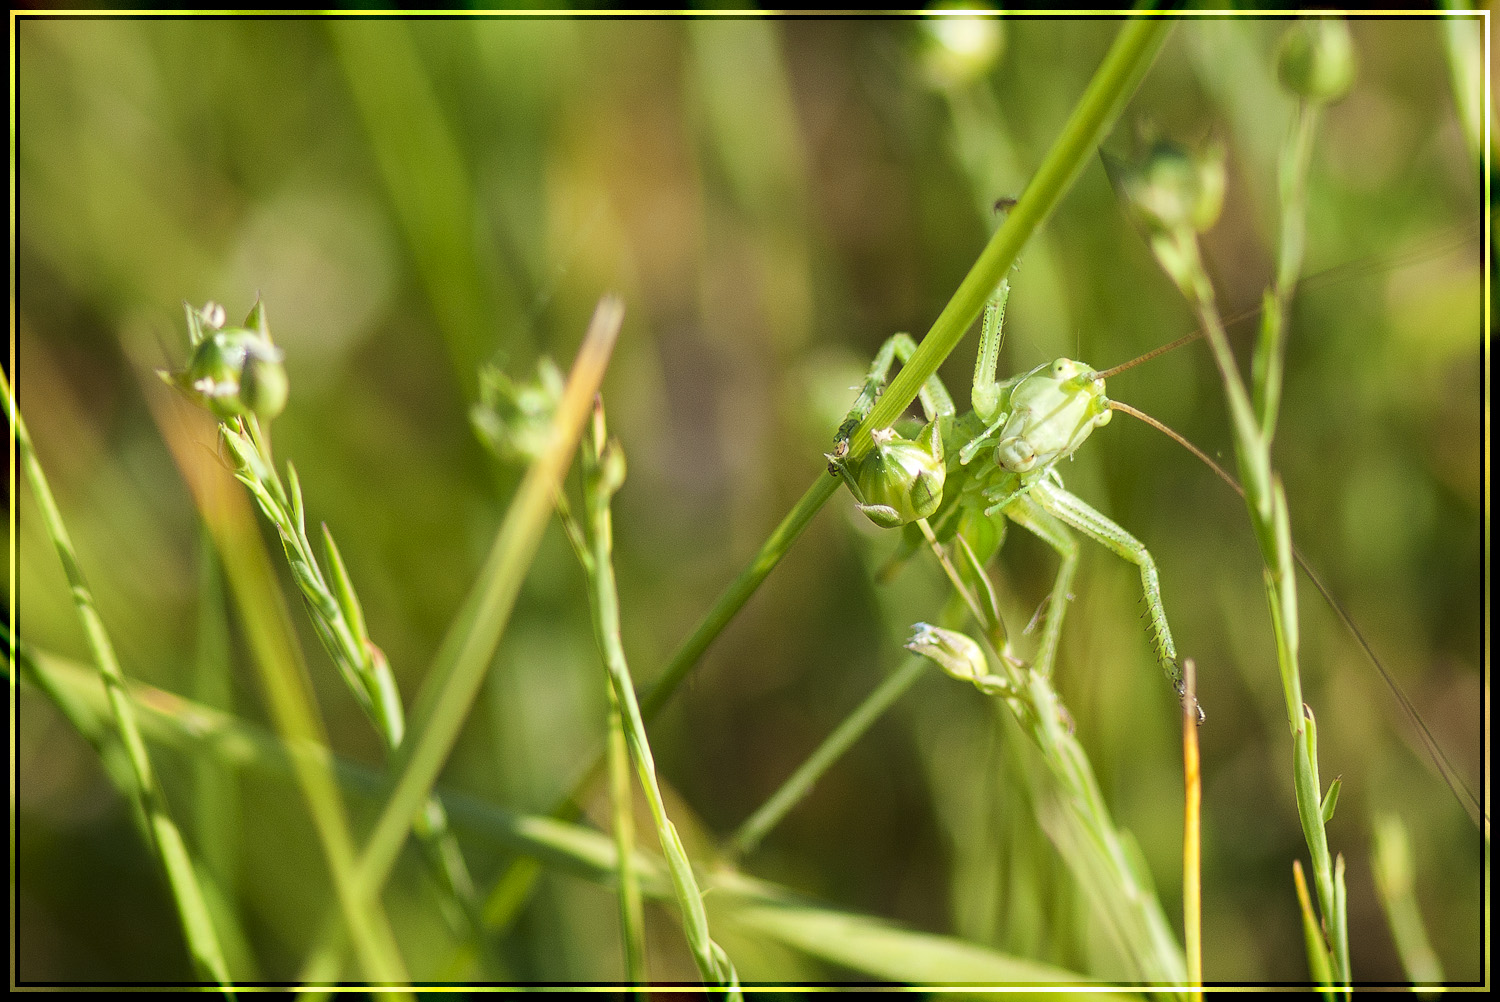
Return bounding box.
[15,644,1112,992]
[606,684,647,989]
[1181,658,1202,997]
[142,379,409,988]
[726,654,930,862]
[581,400,738,991]
[711,871,1119,991]
[1371,813,1444,987]
[1128,41,1352,984]
[219,407,490,966]
[353,295,622,905]
[1292,860,1335,987]
[5,371,233,990]
[481,14,1175,930]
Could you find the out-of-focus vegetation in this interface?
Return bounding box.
[12,14,1483,986]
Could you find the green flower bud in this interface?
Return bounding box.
[1278,19,1355,104]
[842,419,946,529]
[1121,140,1226,236]
[165,300,289,421]
[471,357,566,466]
[241,343,289,419]
[906,622,987,684]
[920,13,1004,90]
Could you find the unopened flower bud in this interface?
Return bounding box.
[164,300,288,421]
[1278,19,1355,104]
[920,14,1004,89]
[1122,140,1226,236]
[839,420,946,529]
[471,357,566,466]
[906,622,988,684]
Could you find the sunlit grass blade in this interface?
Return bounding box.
[143,381,409,988]
[712,871,1116,990]
[352,295,622,906]
[5,372,233,990]
[479,15,1174,932]
[1181,658,1202,998]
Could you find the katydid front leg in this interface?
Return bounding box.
[833,332,956,451]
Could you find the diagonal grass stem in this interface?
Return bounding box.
[581,400,739,992]
[5,371,233,991]
[144,380,409,988]
[351,295,622,905]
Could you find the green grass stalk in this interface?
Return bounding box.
[580,399,739,992]
[147,385,409,988]
[5,372,233,990]
[607,686,648,989]
[727,654,930,862]
[217,412,487,962]
[480,16,1173,931]
[1146,89,1349,986]
[350,295,622,909]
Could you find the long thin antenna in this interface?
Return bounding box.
[1094,223,1482,382]
[1108,399,1487,833]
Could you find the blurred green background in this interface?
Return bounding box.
[13,14,1483,985]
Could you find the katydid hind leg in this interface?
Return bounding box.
[1030,481,1189,706]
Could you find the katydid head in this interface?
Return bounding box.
[993,358,1111,475]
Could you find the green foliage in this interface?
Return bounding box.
[12,13,1481,990]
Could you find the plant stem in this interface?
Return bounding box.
[5,372,233,991]
[1158,91,1348,986]
[220,417,489,968]
[351,295,621,907]
[728,653,930,862]
[147,384,410,988]
[607,685,648,989]
[581,401,739,993]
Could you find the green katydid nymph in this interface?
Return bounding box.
[826,276,1185,706]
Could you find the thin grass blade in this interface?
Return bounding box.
[5,372,233,990]
[352,295,622,903]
